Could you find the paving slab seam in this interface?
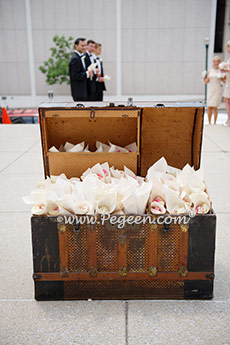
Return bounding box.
[125,301,128,345]
[203,134,230,155]
[202,150,223,152]
[0,139,40,174]
[0,299,34,302]
[206,172,230,175]
[0,211,32,214]
[0,299,230,303]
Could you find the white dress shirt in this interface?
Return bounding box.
[95,56,102,75]
[86,51,96,65]
[74,50,89,78]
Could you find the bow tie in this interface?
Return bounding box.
[89,54,92,57]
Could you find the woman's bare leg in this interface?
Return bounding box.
[224,98,230,125]
[208,107,212,124]
[213,107,218,124]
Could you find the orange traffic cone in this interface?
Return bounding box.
[2,107,12,124]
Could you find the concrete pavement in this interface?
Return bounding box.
[0,115,230,345]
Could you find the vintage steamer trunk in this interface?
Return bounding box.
[32,102,216,300]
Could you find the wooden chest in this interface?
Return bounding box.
[32,102,216,300]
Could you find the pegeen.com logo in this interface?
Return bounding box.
[57,212,195,229]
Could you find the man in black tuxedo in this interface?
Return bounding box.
[94,43,106,101]
[69,38,94,101]
[84,40,97,101]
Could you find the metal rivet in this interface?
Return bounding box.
[149,266,157,277]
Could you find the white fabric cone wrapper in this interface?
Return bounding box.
[48,141,85,153]
[48,141,137,153]
[69,141,85,152]
[84,144,91,152]
[201,70,207,80]
[103,74,111,81]
[23,157,211,216]
[96,141,110,152]
[87,62,97,72]
[150,200,166,215]
[64,142,73,152]
[48,146,59,153]
[219,62,230,71]
[108,142,129,153]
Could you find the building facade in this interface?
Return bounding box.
[0,0,223,105]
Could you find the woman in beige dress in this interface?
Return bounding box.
[204,56,225,125]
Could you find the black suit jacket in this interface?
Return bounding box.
[96,59,106,101]
[84,52,97,100]
[69,52,87,101]
[100,59,106,91]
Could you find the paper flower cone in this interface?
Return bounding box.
[75,200,94,215]
[47,200,60,216]
[69,141,85,152]
[101,162,110,176]
[165,179,180,193]
[116,177,136,211]
[72,182,86,201]
[64,142,74,152]
[22,192,44,205]
[149,175,165,203]
[69,177,81,184]
[91,163,106,180]
[124,142,137,152]
[96,141,110,152]
[112,210,125,215]
[180,190,192,208]
[150,201,166,214]
[166,165,181,176]
[48,146,59,152]
[96,191,117,214]
[81,167,92,180]
[57,195,76,214]
[55,178,73,195]
[190,191,210,214]
[36,177,53,189]
[110,167,125,179]
[81,163,109,181]
[31,198,47,215]
[108,142,128,153]
[147,157,167,181]
[84,144,90,152]
[50,173,67,183]
[124,166,136,179]
[164,186,190,214]
[136,181,152,214]
[122,193,138,214]
[88,62,97,71]
[178,165,205,194]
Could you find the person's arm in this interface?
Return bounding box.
[204,71,210,84]
[220,68,229,73]
[221,75,226,83]
[70,57,88,81]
